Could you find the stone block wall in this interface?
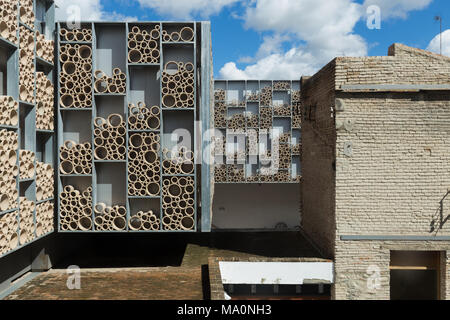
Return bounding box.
[334,240,450,300]
[301,44,450,299]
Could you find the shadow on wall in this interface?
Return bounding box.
[212,184,301,230]
[430,190,450,234]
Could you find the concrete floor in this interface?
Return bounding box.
[3,232,323,300]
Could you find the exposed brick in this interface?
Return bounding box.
[302,44,450,300]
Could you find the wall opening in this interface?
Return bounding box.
[390,251,441,300]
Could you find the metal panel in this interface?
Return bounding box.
[56,21,208,233]
[200,22,212,232]
[0,0,56,259]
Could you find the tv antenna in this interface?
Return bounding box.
[434,16,442,55]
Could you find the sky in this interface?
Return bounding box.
[54,0,450,79]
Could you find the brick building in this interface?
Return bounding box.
[301,43,450,299]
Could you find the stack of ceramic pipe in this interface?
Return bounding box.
[214,102,227,128]
[245,111,259,128]
[226,164,245,183]
[94,203,127,231]
[127,25,160,64]
[35,201,54,237]
[59,141,93,175]
[93,114,126,161]
[161,61,195,109]
[0,210,19,256]
[161,176,195,231]
[162,26,194,43]
[94,69,126,94]
[245,174,259,182]
[260,107,272,129]
[35,30,55,63]
[129,210,160,231]
[292,143,300,155]
[0,96,19,127]
[214,165,227,183]
[279,132,291,144]
[247,130,258,156]
[225,129,246,162]
[128,132,161,197]
[19,150,35,179]
[128,102,160,131]
[19,0,34,28]
[59,44,93,108]
[214,89,225,101]
[19,26,35,103]
[255,147,274,181]
[227,114,245,130]
[292,114,301,128]
[246,92,259,101]
[36,161,54,201]
[59,27,92,42]
[270,139,281,172]
[19,197,35,244]
[260,86,272,106]
[0,0,18,44]
[274,104,291,116]
[292,90,300,103]
[274,171,290,182]
[292,90,301,129]
[260,168,275,182]
[162,147,194,175]
[59,185,92,231]
[36,72,54,130]
[274,144,291,170]
[213,135,225,156]
[273,81,290,90]
[0,130,19,211]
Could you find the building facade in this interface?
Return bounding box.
[301,43,450,299]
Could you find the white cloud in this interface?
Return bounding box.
[55,0,136,22]
[220,48,320,80]
[220,0,366,79]
[427,30,450,57]
[362,0,432,19]
[238,33,292,64]
[136,0,240,19]
[219,0,434,79]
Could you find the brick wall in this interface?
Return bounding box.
[335,43,450,87]
[335,92,450,236]
[302,43,450,299]
[301,61,337,258]
[334,240,450,300]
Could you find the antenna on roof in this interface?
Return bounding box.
[434,16,442,55]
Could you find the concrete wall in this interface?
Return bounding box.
[212,184,301,230]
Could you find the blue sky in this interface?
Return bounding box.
[55,0,450,79]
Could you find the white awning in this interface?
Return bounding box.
[219,262,334,285]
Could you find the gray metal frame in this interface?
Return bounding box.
[56,21,212,233]
[213,79,301,184]
[0,0,56,258]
